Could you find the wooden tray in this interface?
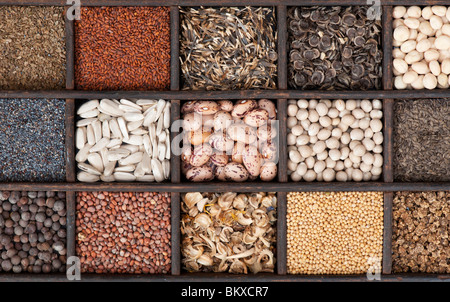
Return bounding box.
[0,0,449,282]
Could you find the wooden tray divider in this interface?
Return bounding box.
[276,192,287,275]
[382,191,393,275]
[171,192,181,275]
[382,5,393,91]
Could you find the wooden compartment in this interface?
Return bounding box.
[0,0,449,282]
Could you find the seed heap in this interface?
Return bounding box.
[393,99,450,182]
[287,191,384,275]
[287,99,383,182]
[0,99,66,182]
[180,6,278,90]
[181,100,278,182]
[0,6,66,90]
[181,192,277,274]
[0,191,67,273]
[76,192,171,274]
[393,6,450,89]
[288,6,383,90]
[75,7,170,91]
[76,99,171,183]
[392,191,449,274]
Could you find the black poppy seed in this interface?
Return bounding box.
[0,99,66,182]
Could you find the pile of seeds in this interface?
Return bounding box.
[287,191,384,275]
[180,6,278,90]
[392,191,449,274]
[0,99,66,182]
[0,191,67,273]
[76,99,170,182]
[181,100,278,182]
[288,6,383,90]
[76,192,171,274]
[393,99,450,182]
[287,99,383,182]
[75,7,171,91]
[393,6,450,89]
[181,192,277,274]
[0,6,66,90]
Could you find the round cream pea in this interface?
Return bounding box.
[290,171,301,181]
[422,6,433,20]
[296,134,309,146]
[350,129,364,141]
[362,138,376,151]
[358,117,371,130]
[431,6,447,17]
[362,153,375,165]
[309,135,318,144]
[313,160,326,174]
[297,99,308,109]
[393,6,407,19]
[393,48,406,59]
[336,171,348,182]
[291,125,304,136]
[308,123,320,136]
[419,21,434,36]
[317,128,331,140]
[318,116,332,128]
[299,145,313,158]
[353,144,366,157]
[437,73,449,88]
[430,15,443,29]
[308,110,319,123]
[404,50,422,64]
[287,133,297,145]
[312,141,326,154]
[345,100,357,111]
[287,116,298,128]
[308,99,318,109]
[296,162,307,176]
[434,35,450,50]
[373,132,383,145]
[315,103,328,117]
[289,150,302,163]
[316,150,328,161]
[441,58,450,74]
[372,99,382,110]
[335,161,344,171]
[360,162,372,173]
[442,24,450,36]
[407,6,422,18]
[404,18,420,29]
[340,132,351,145]
[296,109,309,121]
[402,70,419,83]
[360,100,373,112]
[303,170,316,182]
[371,166,382,176]
[429,60,441,76]
[411,61,430,74]
[351,169,364,182]
[394,75,407,89]
[394,26,410,42]
[411,74,425,89]
[373,154,383,168]
[364,128,374,139]
[423,73,438,89]
[424,49,440,62]
[328,149,341,161]
[352,108,365,119]
[322,168,335,182]
[287,104,298,117]
[288,159,298,172]
[327,108,339,118]
[373,145,383,154]
[325,157,336,169]
[334,99,346,111]
[416,39,431,52]
[326,137,340,149]
[370,119,383,133]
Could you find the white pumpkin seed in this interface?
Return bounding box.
[162,159,170,179]
[98,113,112,122]
[75,143,93,163]
[141,153,152,173]
[100,174,115,182]
[136,99,157,105]
[86,124,95,145]
[79,109,99,119]
[76,118,97,127]
[77,99,99,115]
[115,165,136,172]
[156,113,164,136]
[123,112,144,122]
[121,144,139,153]
[87,153,104,172]
[151,159,165,182]
[100,99,124,116]
[136,175,155,182]
[134,161,146,178]
[109,118,122,139]
[119,104,141,113]
[89,137,110,153]
[143,107,157,127]
[158,143,166,162]
[165,134,171,159]
[100,148,109,168]
[154,99,166,121]
[102,120,110,139]
[107,149,130,161]
[127,119,144,132]
[163,102,171,129]
[119,152,143,166]
[130,128,148,135]
[78,162,101,175]
[92,120,102,143]
[113,172,136,182]
[143,134,151,156]
[106,138,122,149]
[103,160,117,177]
[76,127,86,150]
[120,99,142,109]
[117,117,129,141]
[77,172,100,182]
[123,135,143,146]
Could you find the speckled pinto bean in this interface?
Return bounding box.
[76,192,171,274]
